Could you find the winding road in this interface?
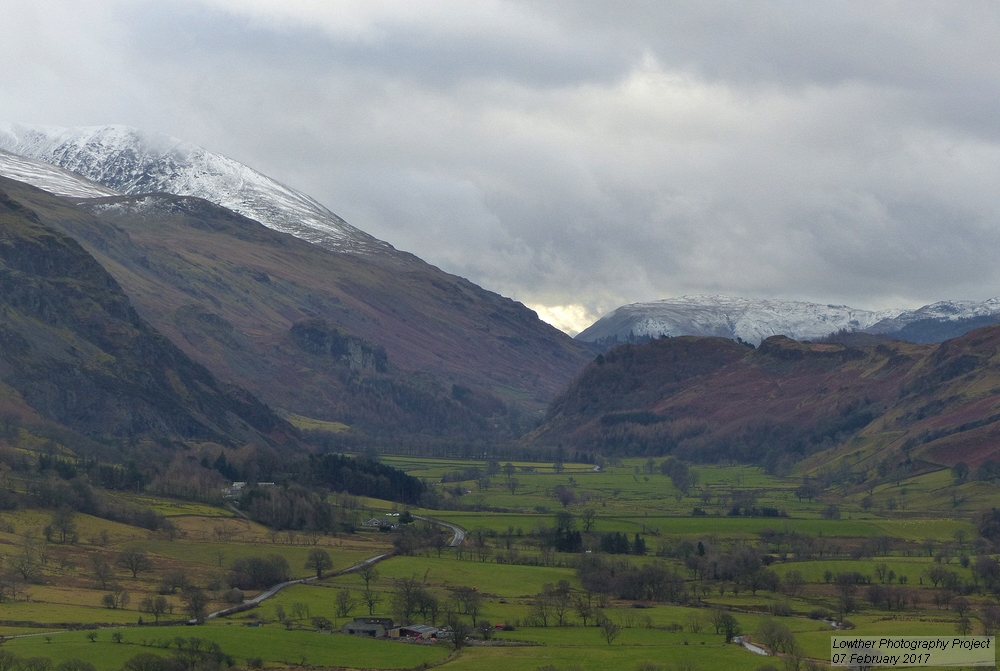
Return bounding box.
[202,515,465,621]
[415,515,465,546]
[204,553,391,621]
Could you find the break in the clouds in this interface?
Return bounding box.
[3,2,1000,335]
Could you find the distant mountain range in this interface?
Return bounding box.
[577,295,1000,347]
[7,120,1000,471]
[0,124,592,449]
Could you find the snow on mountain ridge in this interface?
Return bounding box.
[866,298,1000,333]
[0,149,121,199]
[576,295,899,345]
[574,294,1000,346]
[0,123,395,256]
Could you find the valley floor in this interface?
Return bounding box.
[1,457,996,671]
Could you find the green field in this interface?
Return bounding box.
[429,510,885,538]
[438,638,766,671]
[2,625,450,670]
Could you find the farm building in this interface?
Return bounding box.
[389,624,440,640]
[342,617,394,638]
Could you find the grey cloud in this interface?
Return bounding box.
[529,2,1000,138]
[4,1,1000,329]
[123,2,637,90]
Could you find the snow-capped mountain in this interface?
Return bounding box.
[0,148,120,199]
[577,296,899,345]
[865,299,1000,334]
[0,123,394,255]
[576,295,1000,346]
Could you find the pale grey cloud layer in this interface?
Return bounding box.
[2,1,1000,334]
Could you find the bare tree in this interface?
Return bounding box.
[91,555,115,590]
[391,577,422,625]
[531,593,552,626]
[335,588,357,618]
[417,590,440,624]
[756,618,794,655]
[575,594,594,626]
[305,549,333,579]
[599,614,622,645]
[464,592,483,627]
[452,586,484,627]
[433,533,449,558]
[139,595,169,624]
[446,612,472,650]
[7,554,40,583]
[363,588,382,615]
[101,584,130,610]
[117,548,152,579]
[181,586,210,622]
[359,564,380,590]
[51,507,77,544]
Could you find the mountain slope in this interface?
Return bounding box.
[527,335,930,471]
[0,176,591,445]
[840,324,1000,470]
[578,295,1000,347]
[0,182,294,446]
[0,123,389,254]
[532,324,1000,474]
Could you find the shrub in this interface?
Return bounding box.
[809,608,830,620]
[223,588,244,604]
[228,555,290,590]
[769,601,792,617]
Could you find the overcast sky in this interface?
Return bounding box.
[3,1,1000,334]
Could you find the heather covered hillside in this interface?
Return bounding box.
[838,324,1000,472]
[527,331,1000,477]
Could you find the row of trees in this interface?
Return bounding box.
[0,645,233,671]
[388,577,482,627]
[577,556,688,603]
